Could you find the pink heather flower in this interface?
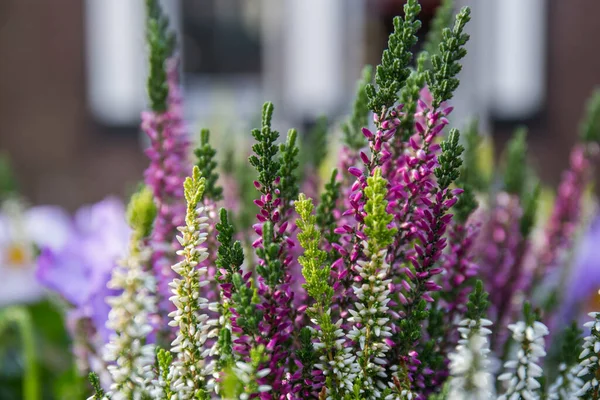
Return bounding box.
[478,193,521,307]
[141,57,191,326]
[255,279,295,396]
[476,192,525,349]
[300,166,321,202]
[221,172,241,217]
[399,188,457,313]
[333,112,401,321]
[384,99,451,279]
[441,219,481,326]
[530,142,598,339]
[199,202,220,308]
[234,155,301,398]
[380,91,457,391]
[533,143,599,282]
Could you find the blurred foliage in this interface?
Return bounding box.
[0,153,17,197]
[0,300,83,400]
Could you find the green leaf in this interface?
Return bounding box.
[194,129,223,202]
[580,88,600,143]
[425,6,471,109]
[459,119,487,191]
[560,322,583,367]
[184,166,206,208]
[398,52,427,141]
[145,0,176,112]
[364,168,397,252]
[464,280,489,322]
[231,274,262,334]
[423,0,454,60]
[155,348,173,399]
[279,129,300,207]
[249,102,281,193]
[503,127,528,196]
[0,153,17,196]
[453,182,477,223]
[215,208,245,280]
[367,0,422,114]
[520,182,540,238]
[295,194,333,308]
[88,372,107,400]
[302,116,329,170]
[316,169,342,261]
[435,128,464,189]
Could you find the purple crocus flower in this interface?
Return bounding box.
[0,200,71,307]
[36,197,130,343]
[559,213,600,326]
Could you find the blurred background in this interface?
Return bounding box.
[0,0,598,211]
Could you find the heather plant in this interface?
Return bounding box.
[18,0,600,399]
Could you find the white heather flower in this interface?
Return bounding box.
[447,318,494,400]
[168,196,219,399]
[547,362,583,400]
[149,368,173,400]
[103,245,156,399]
[346,246,393,398]
[232,360,272,399]
[574,312,600,397]
[384,389,414,400]
[310,318,360,396]
[497,320,549,400]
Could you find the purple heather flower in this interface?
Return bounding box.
[230,129,302,397]
[333,110,402,320]
[385,99,450,279]
[221,172,241,217]
[141,57,191,322]
[533,144,598,282]
[36,197,130,343]
[381,90,457,392]
[478,193,522,317]
[476,192,526,350]
[252,211,297,397]
[300,166,320,202]
[0,200,71,306]
[441,219,481,325]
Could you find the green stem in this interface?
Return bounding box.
[0,307,40,400]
